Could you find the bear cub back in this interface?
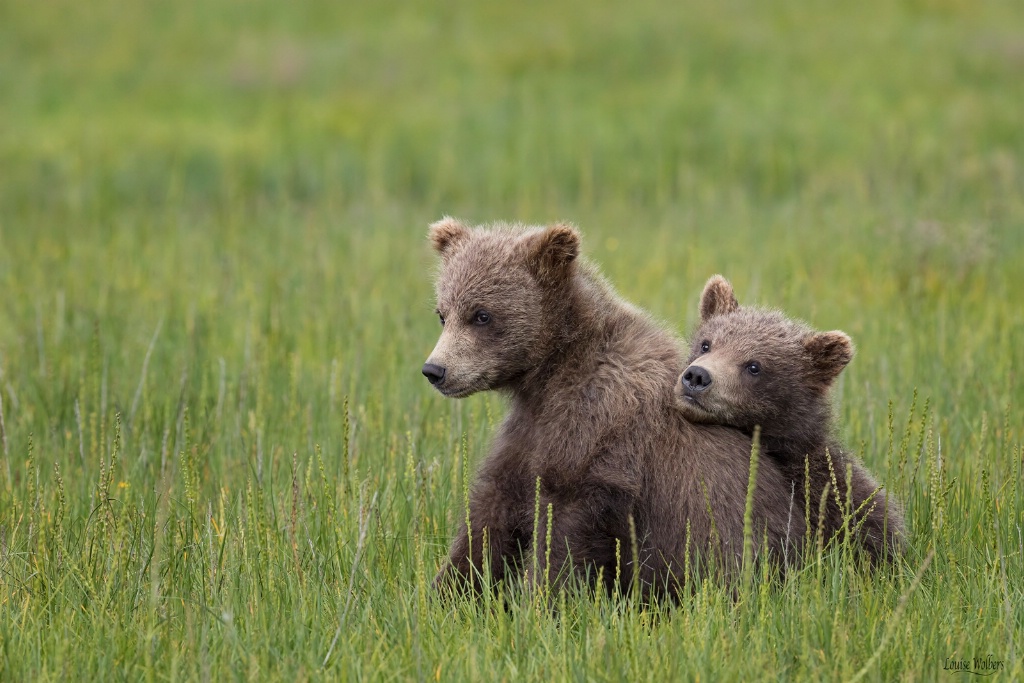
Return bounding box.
[675,275,905,563]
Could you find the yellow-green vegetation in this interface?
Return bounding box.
[1,0,1021,680]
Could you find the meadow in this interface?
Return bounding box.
[1,0,1022,679]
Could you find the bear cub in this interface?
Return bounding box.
[424,221,811,598]
[675,275,905,563]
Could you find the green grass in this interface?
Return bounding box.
[1,0,1022,679]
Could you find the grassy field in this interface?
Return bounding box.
[1,0,1022,679]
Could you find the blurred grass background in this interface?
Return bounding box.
[0,0,1022,680]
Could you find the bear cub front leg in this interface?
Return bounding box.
[433,473,528,595]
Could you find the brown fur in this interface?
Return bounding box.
[424,221,808,599]
[675,275,905,563]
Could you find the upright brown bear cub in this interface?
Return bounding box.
[675,275,905,562]
[424,219,806,599]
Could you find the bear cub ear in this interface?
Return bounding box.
[803,330,854,384]
[699,275,740,322]
[429,217,471,256]
[528,223,580,285]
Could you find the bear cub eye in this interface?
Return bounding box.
[700,340,711,353]
[437,311,446,326]
[473,310,492,325]
[746,361,761,376]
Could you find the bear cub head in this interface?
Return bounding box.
[675,275,853,446]
[423,217,581,398]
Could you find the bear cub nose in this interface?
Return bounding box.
[682,366,712,392]
[422,363,447,385]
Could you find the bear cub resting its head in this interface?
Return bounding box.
[675,275,905,563]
